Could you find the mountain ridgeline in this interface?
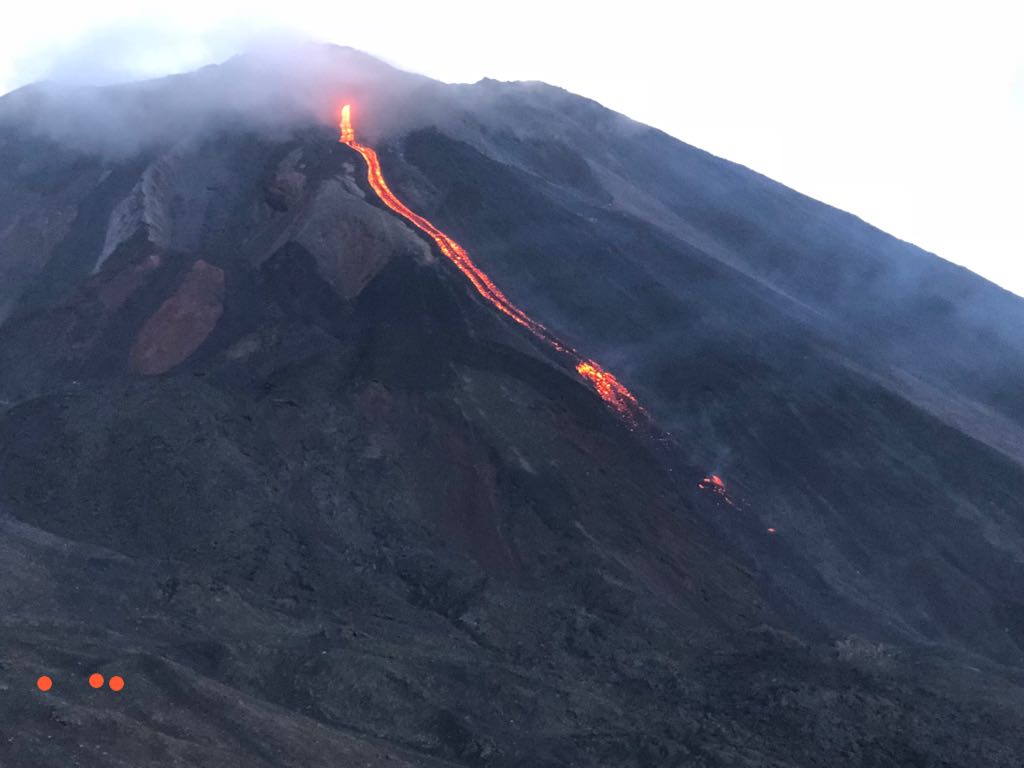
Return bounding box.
[1,44,1023,767]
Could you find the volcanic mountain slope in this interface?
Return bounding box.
[401,92,1024,661]
[0,44,1023,766]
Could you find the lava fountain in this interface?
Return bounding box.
[338,103,645,426]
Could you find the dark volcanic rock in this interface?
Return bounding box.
[130,259,225,374]
[1,44,1024,767]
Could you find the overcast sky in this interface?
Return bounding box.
[2,0,1021,295]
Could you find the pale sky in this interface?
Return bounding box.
[2,1,1022,295]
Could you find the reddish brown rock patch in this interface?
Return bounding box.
[130,259,225,375]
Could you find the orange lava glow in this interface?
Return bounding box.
[698,473,735,506]
[339,103,355,144]
[575,361,643,423]
[339,103,645,425]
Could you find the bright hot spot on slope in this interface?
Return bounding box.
[698,474,736,507]
[338,103,645,426]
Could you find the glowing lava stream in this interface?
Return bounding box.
[339,103,645,425]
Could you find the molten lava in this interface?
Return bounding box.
[702,474,725,489]
[574,361,643,421]
[698,473,736,507]
[338,103,645,425]
[339,103,355,144]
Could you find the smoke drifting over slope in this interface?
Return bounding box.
[0,42,442,156]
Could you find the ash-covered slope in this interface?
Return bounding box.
[389,80,1024,662]
[0,44,1023,767]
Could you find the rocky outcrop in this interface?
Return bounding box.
[129,259,224,374]
[263,148,307,212]
[94,152,177,273]
[293,177,433,300]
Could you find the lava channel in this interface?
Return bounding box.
[338,103,645,426]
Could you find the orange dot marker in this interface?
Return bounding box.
[108,675,125,692]
[36,675,53,692]
[88,673,105,689]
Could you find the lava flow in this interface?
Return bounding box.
[338,103,645,426]
[698,473,736,507]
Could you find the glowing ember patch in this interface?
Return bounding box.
[575,361,643,425]
[339,103,645,426]
[698,475,724,491]
[698,473,736,507]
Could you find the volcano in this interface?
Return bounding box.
[2,43,1024,767]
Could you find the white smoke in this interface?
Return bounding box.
[0,40,443,157]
